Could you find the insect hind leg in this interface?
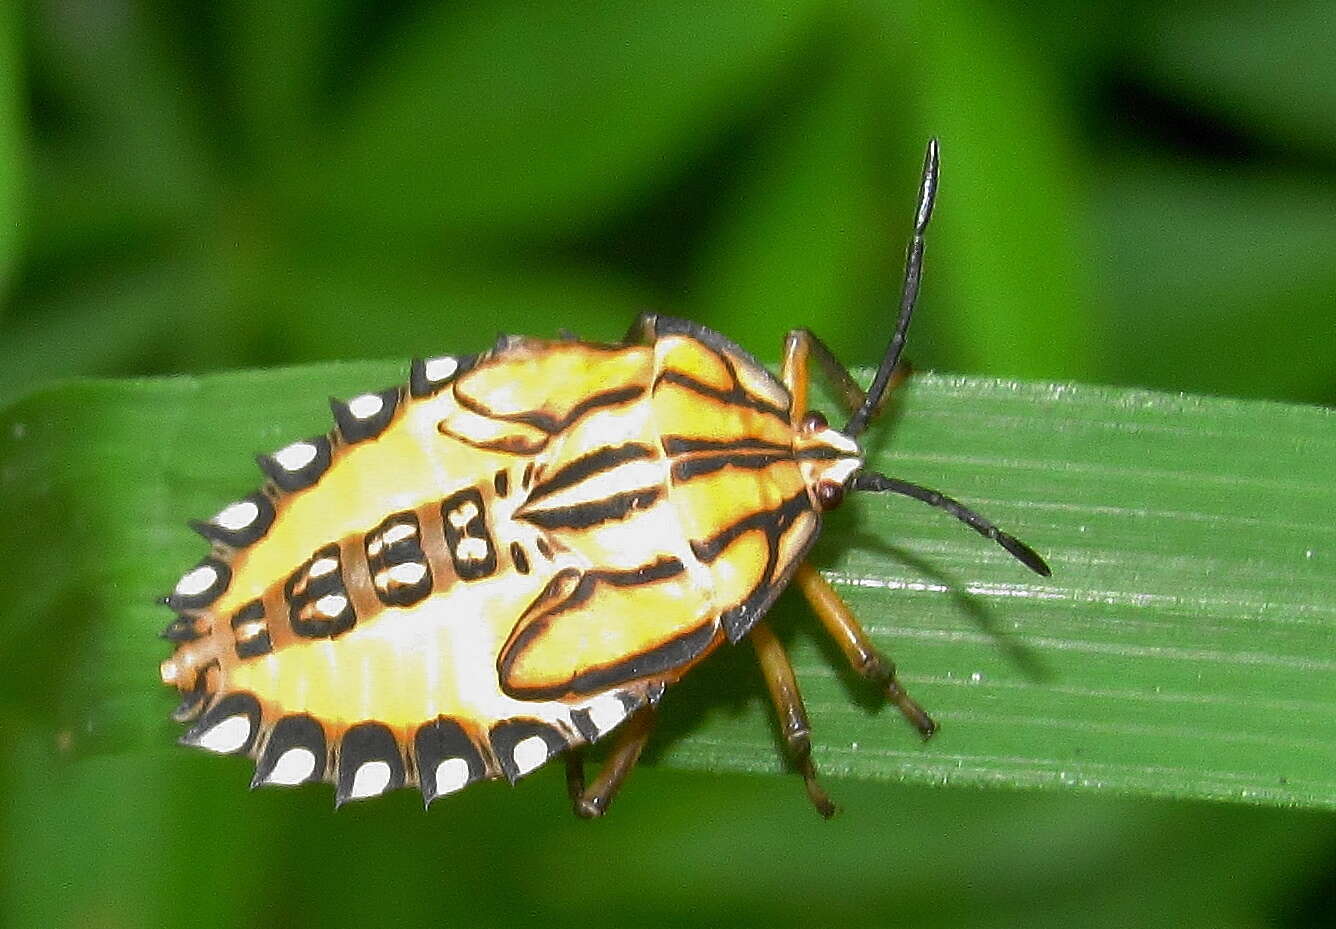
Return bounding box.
[568,704,658,818]
[750,620,837,818]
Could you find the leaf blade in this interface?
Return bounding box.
[1,366,1333,809]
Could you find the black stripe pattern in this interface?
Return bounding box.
[689,490,815,643]
[457,384,645,435]
[518,486,662,531]
[655,369,788,421]
[671,452,787,482]
[525,443,656,503]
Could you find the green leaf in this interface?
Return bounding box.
[1,363,1332,811]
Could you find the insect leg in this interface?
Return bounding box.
[622,312,659,345]
[782,328,912,422]
[749,620,837,818]
[571,705,658,818]
[565,748,587,804]
[782,328,862,419]
[793,562,938,737]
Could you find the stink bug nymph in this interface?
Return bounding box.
[159,140,1050,817]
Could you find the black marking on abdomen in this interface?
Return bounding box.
[170,659,218,722]
[161,615,206,644]
[166,557,231,611]
[364,510,433,607]
[519,486,662,531]
[257,435,332,493]
[414,717,488,804]
[409,354,472,398]
[526,442,656,504]
[180,692,261,755]
[230,599,272,659]
[286,544,357,638]
[335,722,406,806]
[252,714,328,788]
[509,541,531,575]
[570,691,642,742]
[189,491,275,549]
[493,469,510,497]
[489,719,569,784]
[441,487,498,581]
[330,387,400,443]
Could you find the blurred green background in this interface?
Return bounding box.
[2,1,1334,927]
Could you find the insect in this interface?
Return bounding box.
[159,140,1049,817]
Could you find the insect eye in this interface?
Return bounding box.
[814,480,845,511]
[801,410,828,433]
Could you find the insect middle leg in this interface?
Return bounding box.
[793,564,936,736]
[780,326,937,737]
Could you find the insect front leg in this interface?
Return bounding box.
[781,330,934,737]
[781,328,911,425]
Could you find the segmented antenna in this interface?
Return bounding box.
[851,471,1051,577]
[843,138,939,438]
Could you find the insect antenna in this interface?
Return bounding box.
[843,138,940,439]
[850,471,1051,577]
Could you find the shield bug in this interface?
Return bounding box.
[159,139,1049,816]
